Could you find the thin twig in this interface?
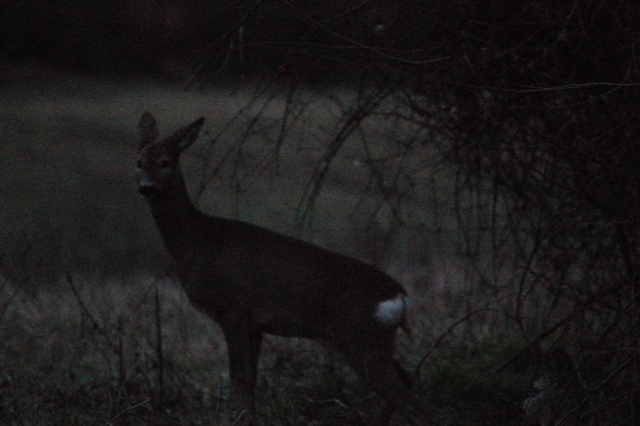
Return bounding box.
[155,287,165,400]
[105,399,150,425]
[302,396,350,410]
[415,308,502,377]
[66,274,116,348]
[230,410,246,426]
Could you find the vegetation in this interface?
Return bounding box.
[2,1,640,424]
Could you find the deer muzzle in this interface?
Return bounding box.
[139,184,157,197]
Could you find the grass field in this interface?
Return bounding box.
[0,69,539,424]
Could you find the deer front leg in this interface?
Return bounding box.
[220,317,263,425]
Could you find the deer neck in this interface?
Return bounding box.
[145,172,204,251]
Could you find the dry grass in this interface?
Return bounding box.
[0,269,533,425]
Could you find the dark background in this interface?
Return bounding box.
[2,1,640,424]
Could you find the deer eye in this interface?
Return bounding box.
[136,160,142,168]
[160,159,171,169]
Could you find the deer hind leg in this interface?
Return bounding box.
[220,318,263,425]
[338,333,431,426]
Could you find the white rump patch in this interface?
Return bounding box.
[374,294,406,325]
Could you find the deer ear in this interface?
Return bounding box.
[138,112,159,151]
[170,117,205,153]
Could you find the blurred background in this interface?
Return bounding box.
[1,1,640,424]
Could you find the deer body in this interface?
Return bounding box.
[136,112,430,425]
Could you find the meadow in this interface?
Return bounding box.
[1,69,539,425]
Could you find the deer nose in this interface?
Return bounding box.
[139,184,157,197]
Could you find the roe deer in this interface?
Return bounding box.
[136,112,430,425]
